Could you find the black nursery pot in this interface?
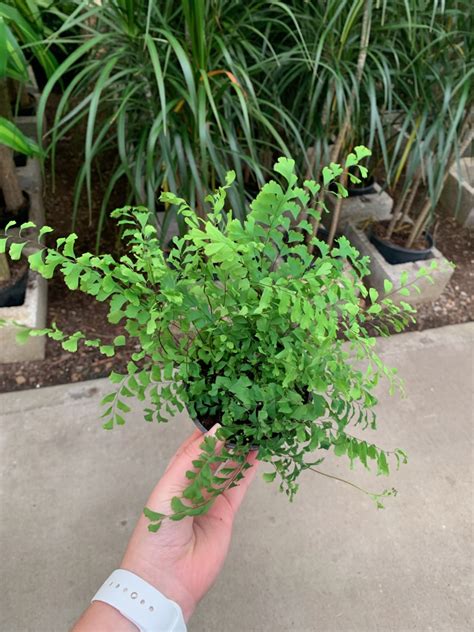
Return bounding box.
[192,417,259,452]
[347,175,376,197]
[370,228,434,265]
[0,270,28,308]
[11,93,36,117]
[329,174,376,197]
[316,225,329,241]
[0,192,30,229]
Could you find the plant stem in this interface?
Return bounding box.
[306,466,387,501]
[0,79,24,212]
[326,0,372,248]
[386,169,422,239]
[406,120,473,247]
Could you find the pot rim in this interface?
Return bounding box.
[369,226,434,255]
[192,417,259,452]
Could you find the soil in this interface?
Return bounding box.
[0,101,472,392]
[0,258,27,303]
[404,216,473,332]
[0,98,133,392]
[372,219,430,251]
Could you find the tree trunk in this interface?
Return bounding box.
[0,79,24,212]
[386,169,422,240]
[326,0,372,248]
[406,125,473,247]
[0,252,11,283]
[0,145,24,212]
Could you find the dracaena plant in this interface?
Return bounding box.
[1,151,430,531]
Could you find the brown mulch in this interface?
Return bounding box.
[0,258,27,292]
[0,107,472,392]
[403,216,473,332]
[0,100,135,392]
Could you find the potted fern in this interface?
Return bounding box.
[1,153,418,530]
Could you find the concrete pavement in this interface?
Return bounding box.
[1,323,473,631]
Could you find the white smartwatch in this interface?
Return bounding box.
[92,569,187,631]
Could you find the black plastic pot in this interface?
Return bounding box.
[370,228,434,264]
[11,92,36,117]
[14,152,27,168]
[0,269,28,307]
[316,225,329,241]
[0,191,30,229]
[192,417,259,452]
[347,176,376,197]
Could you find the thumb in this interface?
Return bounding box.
[157,424,223,496]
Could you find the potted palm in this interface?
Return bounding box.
[0,14,48,361]
[370,108,472,265]
[1,154,417,529]
[0,17,42,307]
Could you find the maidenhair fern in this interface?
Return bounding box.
[1,150,439,530]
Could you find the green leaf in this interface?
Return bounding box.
[99,345,115,357]
[115,414,126,425]
[369,288,379,303]
[315,261,332,277]
[383,279,393,294]
[354,146,372,161]
[377,451,389,476]
[62,337,80,352]
[39,226,54,241]
[0,117,40,155]
[9,242,26,260]
[144,507,165,525]
[274,157,297,186]
[344,303,359,316]
[27,249,44,271]
[116,399,131,413]
[170,496,189,516]
[148,522,162,533]
[15,329,31,344]
[263,471,277,483]
[101,392,116,405]
[109,372,124,384]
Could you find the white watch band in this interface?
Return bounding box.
[92,569,187,632]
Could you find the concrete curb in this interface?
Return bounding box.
[0,155,48,363]
[345,220,454,305]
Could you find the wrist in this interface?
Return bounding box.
[120,555,195,623]
[72,601,138,631]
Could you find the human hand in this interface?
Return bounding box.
[120,426,259,622]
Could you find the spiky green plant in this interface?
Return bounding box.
[37,0,307,248]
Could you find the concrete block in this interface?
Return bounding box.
[0,271,47,362]
[345,221,454,306]
[17,156,43,197]
[325,182,393,229]
[15,88,46,142]
[0,157,47,363]
[438,157,474,228]
[8,159,45,242]
[15,114,40,143]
